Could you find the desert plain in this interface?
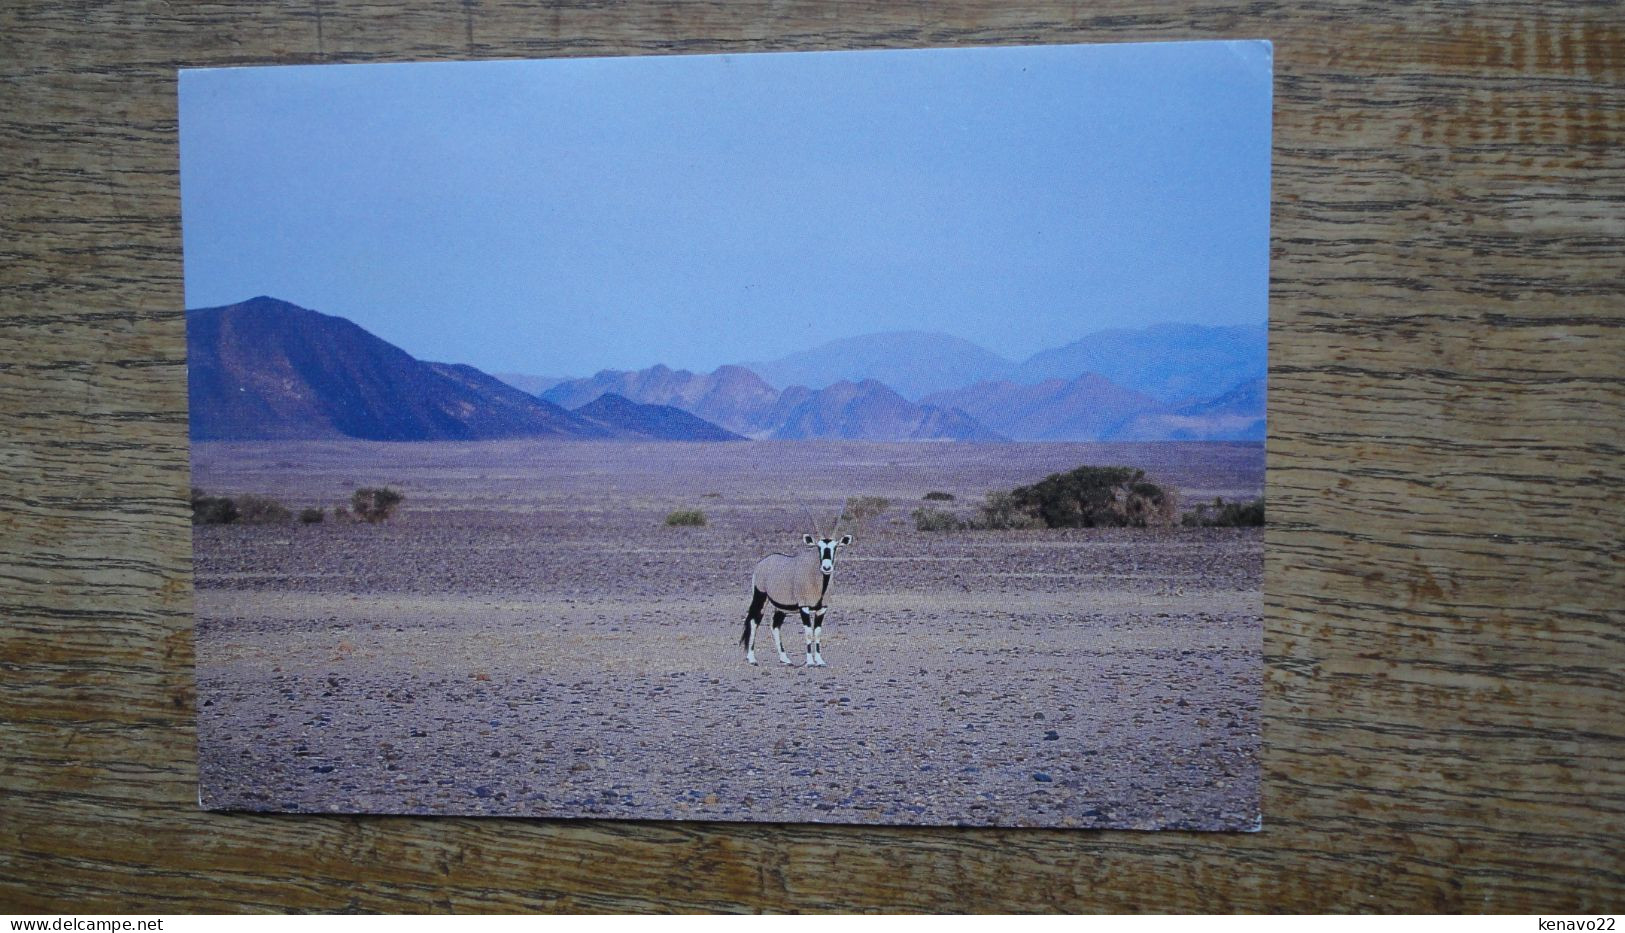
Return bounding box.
[193,439,1263,829]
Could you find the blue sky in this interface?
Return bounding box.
[180,40,1271,376]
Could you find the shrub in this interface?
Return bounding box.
[1007,465,1176,528]
[976,490,1045,530]
[912,507,966,532]
[235,494,292,525]
[841,496,891,525]
[923,490,956,501]
[1182,497,1265,527]
[351,487,404,523]
[190,488,238,525]
[299,507,325,524]
[914,467,1179,532]
[665,509,707,527]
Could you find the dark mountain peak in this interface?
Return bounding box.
[543,363,785,436]
[187,296,607,442]
[193,295,337,324]
[574,393,744,442]
[576,392,643,415]
[219,295,303,313]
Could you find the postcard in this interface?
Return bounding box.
[182,39,1271,828]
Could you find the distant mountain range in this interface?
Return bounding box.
[769,379,1005,441]
[538,366,1001,441]
[187,296,1265,443]
[545,323,1264,441]
[922,374,1165,441]
[743,323,1265,404]
[747,332,1017,401]
[541,364,785,435]
[1106,376,1267,441]
[1013,323,1266,403]
[572,393,744,442]
[491,372,569,397]
[187,297,737,442]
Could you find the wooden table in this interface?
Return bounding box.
[2,1,1620,913]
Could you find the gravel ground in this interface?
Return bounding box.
[194,440,1263,829]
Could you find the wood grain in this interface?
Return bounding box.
[2,0,1621,913]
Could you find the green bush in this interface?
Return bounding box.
[976,490,1046,530]
[665,509,707,527]
[190,488,238,525]
[299,507,324,524]
[1182,497,1265,527]
[351,487,404,523]
[842,496,891,525]
[235,494,292,525]
[923,490,956,501]
[1006,465,1176,528]
[913,466,1180,532]
[912,507,966,532]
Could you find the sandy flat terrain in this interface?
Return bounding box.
[193,440,1263,829]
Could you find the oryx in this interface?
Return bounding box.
[740,510,852,667]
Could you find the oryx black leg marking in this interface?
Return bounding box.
[800,607,815,666]
[743,588,768,664]
[771,610,791,664]
[812,608,828,666]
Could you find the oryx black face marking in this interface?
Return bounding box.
[741,515,853,667]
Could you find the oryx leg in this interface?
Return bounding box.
[812,609,828,666]
[800,608,816,667]
[743,589,767,665]
[771,611,791,664]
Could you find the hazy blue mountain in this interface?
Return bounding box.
[757,384,815,437]
[542,364,782,435]
[545,363,1003,441]
[747,331,1016,401]
[770,379,1005,441]
[1104,377,1267,441]
[1176,375,1266,417]
[741,322,1264,404]
[186,296,606,441]
[922,373,1165,441]
[572,393,744,441]
[188,298,1264,444]
[421,362,612,438]
[493,372,571,396]
[1014,322,1266,403]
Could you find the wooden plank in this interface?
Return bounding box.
[1,0,1621,913]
